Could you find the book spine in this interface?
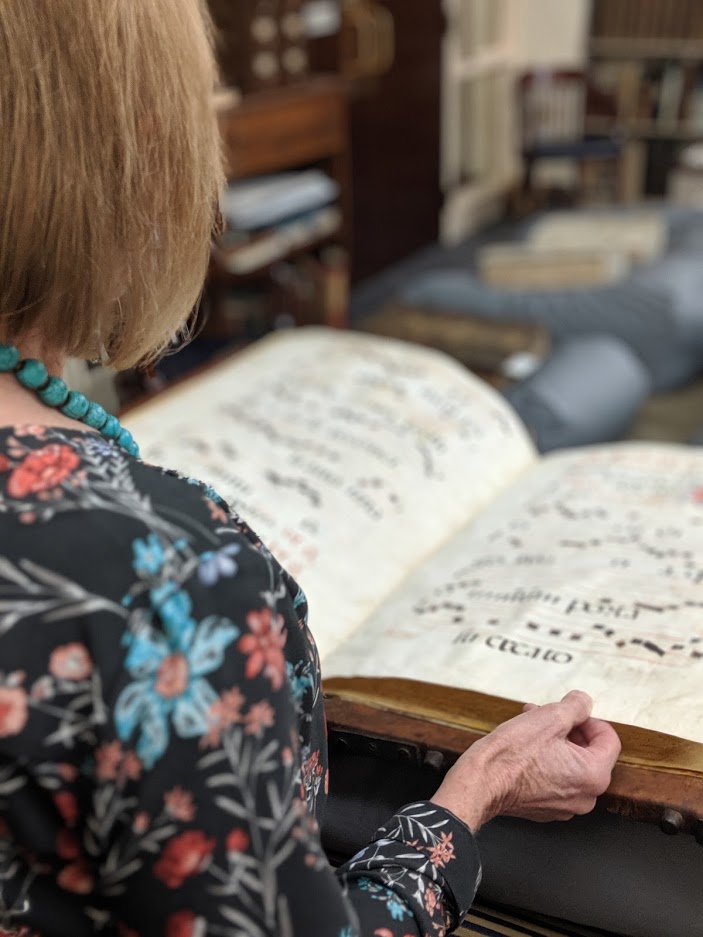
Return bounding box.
[319,246,350,329]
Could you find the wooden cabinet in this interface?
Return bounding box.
[216,75,351,252]
[210,78,352,331]
[310,1,445,283]
[218,78,350,198]
[207,0,310,93]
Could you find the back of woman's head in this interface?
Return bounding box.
[0,0,224,369]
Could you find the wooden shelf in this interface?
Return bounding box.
[208,77,353,331]
[216,77,350,181]
[210,212,342,282]
[590,37,703,60]
[214,75,351,254]
[588,13,703,196]
[587,116,703,141]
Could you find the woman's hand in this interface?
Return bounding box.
[430,690,621,832]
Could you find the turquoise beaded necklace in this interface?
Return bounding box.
[0,343,139,458]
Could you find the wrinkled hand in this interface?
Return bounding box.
[431,690,621,832]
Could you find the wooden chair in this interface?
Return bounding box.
[517,69,625,208]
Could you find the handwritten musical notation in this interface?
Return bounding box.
[127,330,536,657]
[405,447,703,671]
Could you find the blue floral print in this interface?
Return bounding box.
[197,542,241,586]
[0,426,479,937]
[132,533,166,577]
[115,584,239,767]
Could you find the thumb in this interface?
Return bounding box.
[558,690,593,732]
[579,718,622,766]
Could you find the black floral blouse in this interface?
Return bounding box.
[0,426,480,937]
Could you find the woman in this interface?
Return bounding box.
[0,3,621,935]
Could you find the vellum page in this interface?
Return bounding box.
[124,328,536,659]
[325,443,703,743]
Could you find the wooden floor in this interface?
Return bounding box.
[628,377,703,444]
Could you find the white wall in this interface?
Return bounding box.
[509,0,591,68]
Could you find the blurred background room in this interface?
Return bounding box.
[103,0,703,453]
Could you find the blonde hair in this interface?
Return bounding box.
[0,0,224,369]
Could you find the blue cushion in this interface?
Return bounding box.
[400,208,703,392]
[503,335,651,452]
[525,137,622,160]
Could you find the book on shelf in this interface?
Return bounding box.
[122,327,703,779]
[685,73,703,132]
[220,170,339,231]
[214,205,342,275]
[268,246,350,328]
[591,0,703,41]
[656,62,685,128]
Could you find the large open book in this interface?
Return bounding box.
[123,328,703,775]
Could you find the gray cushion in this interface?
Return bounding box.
[401,208,703,392]
[503,335,651,452]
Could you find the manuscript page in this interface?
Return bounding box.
[124,328,536,658]
[324,443,703,743]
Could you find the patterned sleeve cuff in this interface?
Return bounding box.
[339,800,481,932]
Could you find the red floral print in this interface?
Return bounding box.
[166,910,204,937]
[0,426,477,937]
[203,687,245,747]
[244,700,275,737]
[427,831,455,868]
[132,812,150,835]
[56,763,78,782]
[374,930,416,937]
[116,924,140,937]
[30,676,54,701]
[424,884,439,915]
[53,791,78,828]
[238,608,287,690]
[155,653,189,698]
[153,831,216,889]
[164,787,196,823]
[56,830,81,861]
[49,643,93,681]
[7,444,80,498]
[281,746,294,766]
[205,497,228,525]
[16,425,47,440]
[0,686,28,738]
[95,741,142,783]
[225,828,250,854]
[95,741,123,780]
[57,861,94,895]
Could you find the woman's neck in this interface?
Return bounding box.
[0,338,87,432]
